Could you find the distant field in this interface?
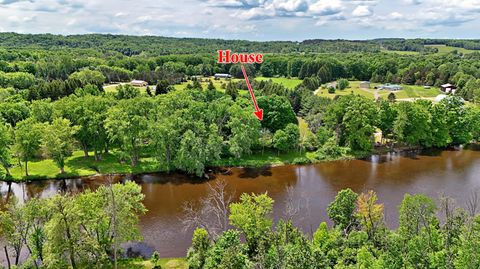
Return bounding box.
[383,45,478,55]
[316,81,442,101]
[255,77,303,89]
[381,49,419,55]
[425,44,477,54]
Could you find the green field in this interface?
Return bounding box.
[425,44,477,54]
[255,77,303,89]
[316,81,442,101]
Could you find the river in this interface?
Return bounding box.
[1,146,479,258]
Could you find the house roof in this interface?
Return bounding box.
[441,83,453,87]
[131,80,147,84]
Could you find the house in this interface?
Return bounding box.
[130,80,148,87]
[360,81,370,89]
[214,73,232,79]
[440,83,457,94]
[378,84,402,91]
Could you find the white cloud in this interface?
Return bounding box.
[308,0,343,16]
[352,5,372,17]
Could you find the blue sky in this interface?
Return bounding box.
[0,0,479,41]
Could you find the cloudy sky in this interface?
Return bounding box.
[0,0,479,41]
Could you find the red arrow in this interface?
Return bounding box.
[241,65,263,121]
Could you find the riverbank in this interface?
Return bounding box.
[0,146,430,182]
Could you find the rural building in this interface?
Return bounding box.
[440,83,457,94]
[131,80,148,87]
[378,84,402,91]
[360,81,370,89]
[214,73,232,79]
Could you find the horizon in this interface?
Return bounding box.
[2,31,480,43]
[1,0,480,41]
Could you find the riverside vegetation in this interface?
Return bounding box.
[3,181,480,269]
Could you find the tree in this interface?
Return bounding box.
[387,92,396,102]
[393,101,431,146]
[337,78,349,90]
[257,94,297,133]
[204,230,250,269]
[187,228,212,269]
[13,118,43,176]
[356,190,384,242]
[377,100,397,143]
[273,129,289,153]
[229,193,274,254]
[0,120,12,177]
[0,198,29,266]
[30,99,53,123]
[225,81,238,101]
[327,188,359,232]
[399,194,437,242]
[105,98,154,166]
[155,80,173,95]
[115,84,140,99]
[41,118,79,173]
[227,104,261,158]
[273,123,300,153]
[324,95,378,152]
[68,69,105,87]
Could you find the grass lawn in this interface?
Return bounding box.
[7,150,162,181]
[173,77,243,91]
[117,258,188,269]
[255,77,303,89]
[213,149,317,167]
[316,80,377,99]
[425,45,477,54]
[316,81,442,101]
[379,85,442,100]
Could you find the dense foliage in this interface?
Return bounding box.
[187,189,480,269]
[0,181,146,268]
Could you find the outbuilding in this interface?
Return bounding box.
[214,73,232,79]
[440,83,457,94]
[131,80,148,87]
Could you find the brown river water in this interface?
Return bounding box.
[0,146,479,259]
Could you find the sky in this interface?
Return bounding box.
[0,0,480,41]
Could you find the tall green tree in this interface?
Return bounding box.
[13,118,43,176]
[229,193,274,254]
[41,118,79,173]
[105,98,154,166]
[327,188,359,232]
[0,120,12,176]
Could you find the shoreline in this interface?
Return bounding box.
[0,145,436,183]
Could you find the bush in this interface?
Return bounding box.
[328,86,336,94]
[315,137,349,160]
[337,79,349,90]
